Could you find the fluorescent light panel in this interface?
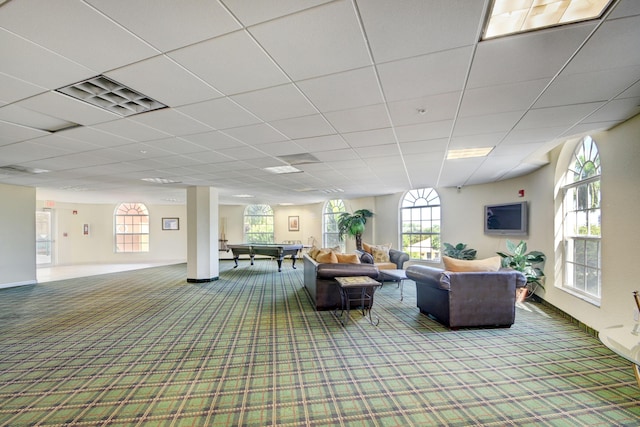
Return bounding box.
[447,147,494,159]
[484,0,612,39]
[264,165,302,174]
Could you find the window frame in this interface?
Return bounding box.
[561,136,602,302]
[243,204,275,244]
[323,199,346,251]
[400,188,441,261]
[114,202,149,253]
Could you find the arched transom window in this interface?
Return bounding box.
[115,202,149,253]
[401,188,441,260]
[563,136,601,300]
[244,204,274,244]
[323,199,346,251]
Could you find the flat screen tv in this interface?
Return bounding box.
[484,201,528,236]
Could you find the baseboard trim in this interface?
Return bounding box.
[535,296,599,338]
[187,277,219,283]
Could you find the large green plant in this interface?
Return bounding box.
[497,240,546,291]
[442,242,477,260]
[337,209,374,251]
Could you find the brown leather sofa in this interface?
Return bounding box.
[303,254,379,310]
[406,264,526,329]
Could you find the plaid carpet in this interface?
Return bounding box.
[0,260,638,426]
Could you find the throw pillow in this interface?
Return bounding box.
[363,242,392,254]
[308,246,320,259]
[442,256,501,272]
[371,245,391,263]
[336,253,361,264]
[316,250,338,264]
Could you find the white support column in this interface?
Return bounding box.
[186,186,219,282]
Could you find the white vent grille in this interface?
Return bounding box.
[56,76,167,117]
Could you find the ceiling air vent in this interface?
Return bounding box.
[0,165,49,175]
[56,75,167,117]
[277,153,320,165]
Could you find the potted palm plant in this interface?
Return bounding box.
[497,239,546,301]
[337,209,374,251]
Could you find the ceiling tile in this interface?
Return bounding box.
[16,91,120,126]
[0,29,94,89]
[378,47,472,102]
[87,0,241,52]
[130,108,213,136]
[0,0,157,71]
[222,123,288,145]
[535,66,640,108]
[177,98,262,130]
[453,111,524,136]
[0,120,49,146]
[249,0,371,80]
[297,66,383,112]
[358,0,484,63]
[91,118,171,142]
[221,0,332,27]
[169,31,289,96]
[516,102,606,130]
[459,79,550,117]
[106,55,223,108]
[563,15,640,74]
[0,73,45,104]
[270,114,335,139]
[468,23,597,88]
[181,131,243,151]
[324,104,391,133]
[388,91,461,126]
[342,128,396,147]
[231,84,318,122]
[395,120,453,143]
[293,135,349,152]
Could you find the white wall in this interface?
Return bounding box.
[36,201,187,265]
[0,183,36,288]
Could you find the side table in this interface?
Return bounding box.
[334,276,381,326]
[379,269,407,300]
[598,324,640,387]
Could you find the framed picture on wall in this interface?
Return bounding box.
[162,217,179,230]
[288,216,299,231]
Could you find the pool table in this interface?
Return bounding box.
[227,243,303,272]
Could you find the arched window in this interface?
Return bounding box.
[115,202,149,253]
[563,136,601,299]
[401,188,441,260]
[323,199,346,251]
[244,204,274,243]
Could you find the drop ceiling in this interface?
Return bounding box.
[0,0,639,205]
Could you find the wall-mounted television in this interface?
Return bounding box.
[484,201,528,236]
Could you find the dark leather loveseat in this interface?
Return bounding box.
[303,254,379,310]
[406,264,526,329]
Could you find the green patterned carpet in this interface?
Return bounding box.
[0,260,638,426]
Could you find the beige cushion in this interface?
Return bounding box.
[362,242,392,254]
[375,262,397,270]
[336,253,361,264]
[371,245,391,263]
[308,246,321,259]
[442,256,501,272]
[316,250,338,264]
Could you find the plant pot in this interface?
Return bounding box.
[516,287,528,303]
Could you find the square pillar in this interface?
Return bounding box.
[186,186,219,282]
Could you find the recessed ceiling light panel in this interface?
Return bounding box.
[447,147,494,159]
[264,165,303,174]
[483,0,612,39]
[57,75,167,117]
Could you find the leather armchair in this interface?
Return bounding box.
[406,265,526,329]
